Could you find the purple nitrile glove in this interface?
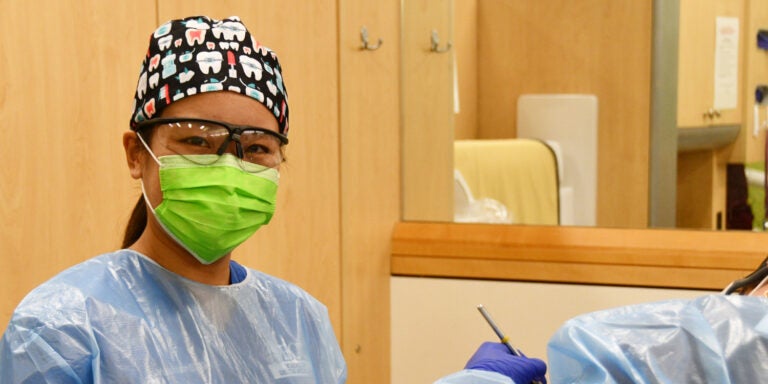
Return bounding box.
[465,342,547,384]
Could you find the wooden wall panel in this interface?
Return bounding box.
[476,0,652,228]
[339,2,400,382]
[677,150,719,229]
[401,0,455,222]
[0,0,156,329]
[454,0,479,140]
[156,1,343,334]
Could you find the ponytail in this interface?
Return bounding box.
[122,192,148,248]
[122,128,152,248]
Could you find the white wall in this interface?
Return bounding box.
[391,276,713,383]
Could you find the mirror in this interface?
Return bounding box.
[402,0,768,231]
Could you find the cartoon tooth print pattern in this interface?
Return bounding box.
[130,16,289,135]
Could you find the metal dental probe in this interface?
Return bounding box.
[477,304,543,384]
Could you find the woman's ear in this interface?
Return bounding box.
[123,131,144,180]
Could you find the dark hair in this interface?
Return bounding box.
[122,129,151,248]
[122,197,147,248]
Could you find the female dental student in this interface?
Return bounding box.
[0,15,546,383]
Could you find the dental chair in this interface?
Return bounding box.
[454,138,560,225]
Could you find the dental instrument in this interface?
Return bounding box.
[477,305,544,384]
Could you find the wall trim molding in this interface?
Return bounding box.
[392,222,766,290]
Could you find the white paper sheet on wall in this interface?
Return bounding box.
[714,16,739,110]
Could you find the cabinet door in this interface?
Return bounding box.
[678,0,743,128]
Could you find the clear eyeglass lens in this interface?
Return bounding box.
[156,120,282,171]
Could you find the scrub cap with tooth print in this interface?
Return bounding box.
[129,16,289,135]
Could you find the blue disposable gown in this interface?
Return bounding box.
[547,294,768,383]
[0,250,347,383]
[434,369,516,384]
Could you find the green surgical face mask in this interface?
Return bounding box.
[141,154,279,264]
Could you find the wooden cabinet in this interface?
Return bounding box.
[676,0,745,229]
[678,0,744,128]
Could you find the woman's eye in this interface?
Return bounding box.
[244,144,271,154]
[180,136,211,147]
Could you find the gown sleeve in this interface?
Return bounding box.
[0,316,93,383]
[546,294,768,383]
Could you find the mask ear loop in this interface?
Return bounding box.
[134,131,204,261]
[135,130,161,212]
[136,131,161,166]
[139,178,157,212]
